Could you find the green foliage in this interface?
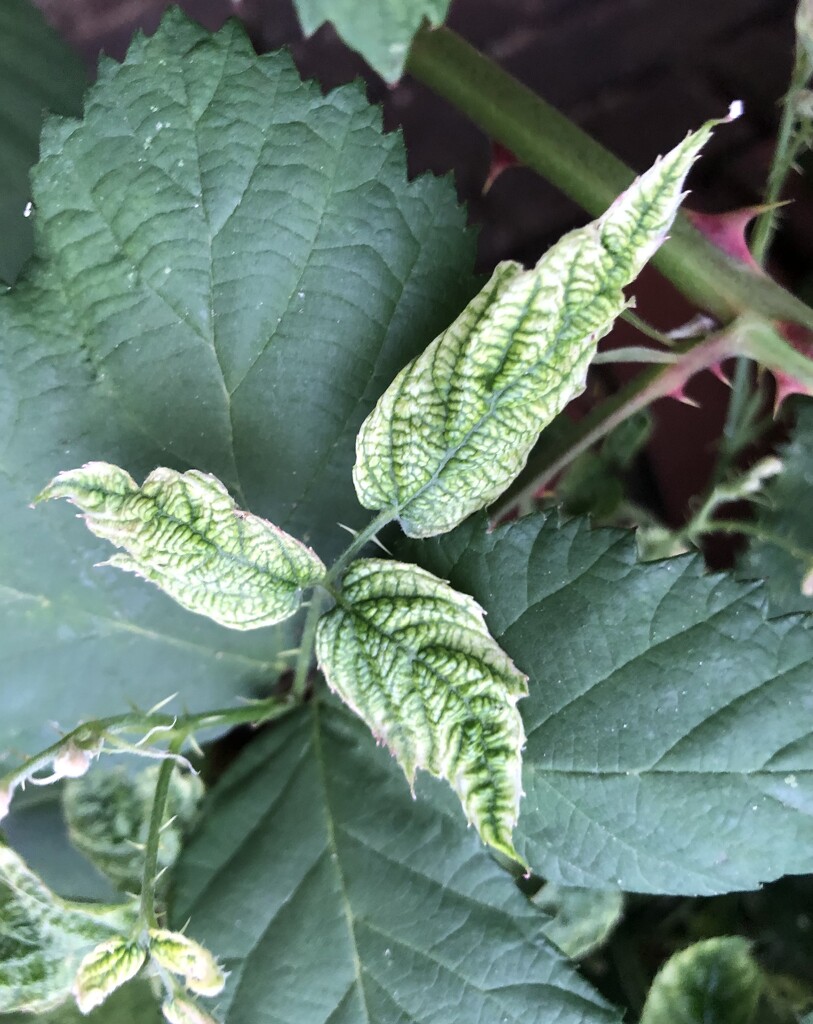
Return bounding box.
[739,401,813,615]
[0,0,86,283]
[534,885,624,959]
[409,512,813,894]
[0,9,474,757]
[39,465,326,630]
[316,558,527,860]
[171,701,620,1024]
[0,980,162,1024]
[354,120,719,538]
[72,938,147,1014]
[0,844,136,1014]
[640,937,762,1024]
[293,0,451,81]
[63,765,202,894]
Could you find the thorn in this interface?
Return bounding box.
[160,814,179,832]
[336,522,359,538]
[666,386,701,408]
[483,142,519,194]
[147,693,178,715]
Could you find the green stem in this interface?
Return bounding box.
[291,592,326,699]
[751,51,810,264]
[0,696,296,794]
[690,518,813,562]
[621,310,681,347]
[406,27,813,331]
[139,735,183,928]
[323,510,394,587]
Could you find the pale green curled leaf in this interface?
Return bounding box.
[0,844,136,1014]
[293,0,450,81]
[354,111,733,538]
[38,464,326,630]
[171,702,620,1024]
[73,938,146,1015]
[534,885,624,959]
[316,558,527,860]
[640,937,762,1024]
[408,513,813,894]
[148,930,225,998]
[63,766,203,895]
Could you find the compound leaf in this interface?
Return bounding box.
[409,513,813,894]
[0,844,136,1014]
[293,0,451,81]
[316,558,527,861]
[171,701,620,1024]
[39,464,325,630]
[0,0,86,283]
[0,10,475,755]
[354,114,728,538]
[640,937,762,1024]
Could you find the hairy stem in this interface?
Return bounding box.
[140,735,183,928]
[323,510,394,587]
[291,592,326,699]
[406,26,813,331]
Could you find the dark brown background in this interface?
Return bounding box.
[31,0,805,526]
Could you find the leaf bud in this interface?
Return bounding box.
[149,929,226,997]
[162,994,219,1024]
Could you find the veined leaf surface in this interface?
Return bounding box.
[354,114,730,538]
[171,702,620,1024]
[409,512,813,894]
[39,464,325,630]
[316,559,527,860]
[0,11,475,755]
[0,845,136,1014]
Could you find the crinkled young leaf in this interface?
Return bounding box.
[38,464,325,630]
[161,994,218,1024]
[354,113,730,538]
[171,702,620,1024]
[408,513,813,894]
[640,938,762,1024]
[148,930,224,997]
[63,765,203,895]
[316,558,527,860]
[73,938,146,1015]
[293,0,450,81]
[0,10,475,757]
[0,845,136,1014]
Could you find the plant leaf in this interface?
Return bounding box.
[0,980,163,1023]
[0,0,86,283]
[354,115,727,538]
[640,937,762,1024]
[316,558,527,861]
[63,765,202,894]
[0,10,475,756]
[408,512,813,894]
[148,930,225,997]
[39,464,325,630]
[0,844,137,1014]
[534,885,624,960]
[171,701,620,1024]
[738,400,813,616]
[293,0,450,81]
[73,938,146,1014]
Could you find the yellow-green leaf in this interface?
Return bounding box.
[72,938,146,1014]
[315,559,527,861]
[38,464,326,630]
[354,113,731,537]
[148,929,225,997]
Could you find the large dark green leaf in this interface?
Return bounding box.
[409,513,813,895]
[0,11,475,756]
[739,400,813,616]
[171,701,620,1024]
[293,0,451,81]
[0,0,86,283]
